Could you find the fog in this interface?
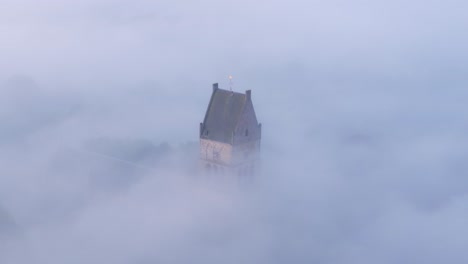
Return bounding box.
[1,0,468,263]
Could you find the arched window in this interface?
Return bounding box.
[245,129,248,136]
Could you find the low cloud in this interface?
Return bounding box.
[1,0,468,263]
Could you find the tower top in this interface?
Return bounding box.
[200,84,259,144]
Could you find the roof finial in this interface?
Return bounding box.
[229,75,233,91]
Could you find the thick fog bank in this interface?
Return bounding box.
[2,0,468,263]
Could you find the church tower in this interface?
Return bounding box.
[199,83,261,178]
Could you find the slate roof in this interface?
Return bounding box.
[201,85,247,144]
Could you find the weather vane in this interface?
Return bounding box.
[229,75,233,91]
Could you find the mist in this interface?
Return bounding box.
[1,0,468,263]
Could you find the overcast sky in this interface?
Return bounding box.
[1,0,468,263]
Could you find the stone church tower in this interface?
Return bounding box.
[199,83,261,178]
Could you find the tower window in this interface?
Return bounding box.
[245,129,248,136]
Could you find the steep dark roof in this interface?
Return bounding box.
[201,85,247,143]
